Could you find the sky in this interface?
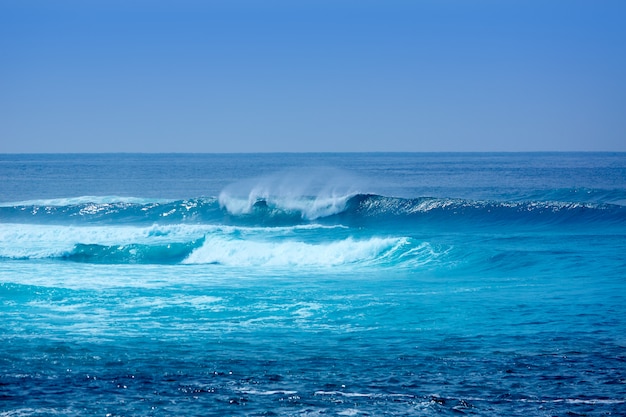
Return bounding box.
[1,0,625,153]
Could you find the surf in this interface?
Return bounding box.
[182,235,442,268]
[2,191,624,230]
[218,166,365,220]
[0,221,442,268]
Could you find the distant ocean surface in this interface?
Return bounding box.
[1,153,625,416]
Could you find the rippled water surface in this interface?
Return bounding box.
[1,153,625,416]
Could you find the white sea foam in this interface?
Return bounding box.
[182,235,409,267]
[238,389,298,396]
[314,391,415,399]
[0,223,353,260]
[218,167,364,219]
[0,195,167,207]
[0,223,207,259]
[0,222,438,268]
[219,192,355,220]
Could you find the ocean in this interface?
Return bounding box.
[1,153,625,416]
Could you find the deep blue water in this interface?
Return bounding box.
[1,153,625,416]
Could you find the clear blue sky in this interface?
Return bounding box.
[1,0,625,152]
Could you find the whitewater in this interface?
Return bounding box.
[1,153,625,416]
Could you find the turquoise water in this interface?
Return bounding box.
[1,153,625,416]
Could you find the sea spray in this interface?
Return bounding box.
[1,153,625,417]
[218,166,365,219]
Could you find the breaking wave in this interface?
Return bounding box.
[1,183,624,267]
[0,222,442,268]
[1,192,624,228]
[182,235,442,268]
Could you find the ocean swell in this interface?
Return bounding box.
[338,194,626,227]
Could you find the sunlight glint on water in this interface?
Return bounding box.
[1,153,625,416]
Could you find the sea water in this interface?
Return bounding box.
[0,153,625,416]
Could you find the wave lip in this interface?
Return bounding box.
[0,222,441,267]
[218,167,363,220]
[64,240,204,264]
[219,193,356,221]
[0,198,224,225]
[182,235,438,268]
[339,194,626,226]
[0,223,209,261]
[3,189,624,232]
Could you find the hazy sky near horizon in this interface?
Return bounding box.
[1,0,625,153]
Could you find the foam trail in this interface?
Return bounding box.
[0,223,209,259]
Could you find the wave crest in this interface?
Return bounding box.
[0,223,440,267]
[1,190,623,229]
[183,236,440,268]
[340,194,626,227]
[218,167,363,220]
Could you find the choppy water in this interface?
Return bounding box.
[1,153,625,416]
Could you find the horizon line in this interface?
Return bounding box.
[2,150,625,155]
